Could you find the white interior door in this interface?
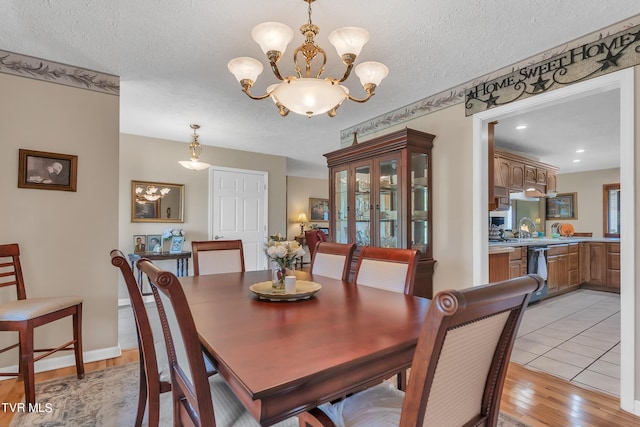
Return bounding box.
[210,167,268,271]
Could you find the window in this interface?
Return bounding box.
[603,183,620,237]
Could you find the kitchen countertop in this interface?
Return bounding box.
[489,237,621,250]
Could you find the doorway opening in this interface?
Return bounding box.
[472,69,636,413]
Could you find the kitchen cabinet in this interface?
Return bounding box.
[510,160,525,190]
[547,171,557,193]
[547,244,568,295]
[580,242,607,287]
[607,242,620,290]
[509,246,527,279]
[325,128,435,298]
[493,150,558,195]
[489,250,511,283]
[568,243,580,288]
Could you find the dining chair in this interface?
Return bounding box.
[191,240,245,275]
[304,230,327,260]
[136,258,298,427]
[0,243,84,405]
[298,274,544,427]
[353,246,420,390]
[309,242,356,281]
[110,250,171,427]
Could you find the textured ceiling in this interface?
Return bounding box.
[1,1,639,177]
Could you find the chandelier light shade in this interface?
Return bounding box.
[179,124,211,171]
[227,0,388,118]
[135,185,171,204]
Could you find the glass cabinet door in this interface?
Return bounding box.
[377,156,400,248]
[333,168,348,243]
[411,153,429,254]
[354,164,371,246]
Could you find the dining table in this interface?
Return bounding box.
[178,269,430,426]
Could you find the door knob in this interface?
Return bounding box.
[214,235,224,240]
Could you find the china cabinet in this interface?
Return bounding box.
[325,128,435,298]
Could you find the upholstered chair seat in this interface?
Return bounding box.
[0,296,83,321]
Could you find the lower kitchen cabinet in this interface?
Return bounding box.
[547,244,568,295]
[509,246,527,279]
[607,242,620,291]
[581,242,607,287]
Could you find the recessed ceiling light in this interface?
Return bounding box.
[576,149,585,153]
[573,159,581,163]
[515,125,527,130]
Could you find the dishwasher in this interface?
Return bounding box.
[527,246,548,303]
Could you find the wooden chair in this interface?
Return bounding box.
[299,275,544,427]
[0,243,84,405]
[353,246,420,389]
[304,230,327,260]
[309,242,356,282]
[111,250,170,427]
[136,258,298,427]
[191,240,245,275]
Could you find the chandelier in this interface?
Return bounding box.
[135,185,170,204]
[227,0,389,118]
[179,124,211,171]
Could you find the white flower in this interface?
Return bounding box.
[264,235,305,269]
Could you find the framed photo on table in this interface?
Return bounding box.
[18,149,78,192]
[169,236,184,253]
[546,192,578,220]
[309,198,329,222]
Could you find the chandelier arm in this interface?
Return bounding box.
[276,102,290,117]
[346,91,375,103]
[240,87,272,100]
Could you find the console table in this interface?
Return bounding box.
[127,251,192,295]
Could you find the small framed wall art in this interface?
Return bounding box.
[18,149,78,192]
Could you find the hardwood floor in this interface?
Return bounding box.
[0,350,638,426]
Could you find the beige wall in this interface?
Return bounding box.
[286,176,329,263]
[552,168,620,237]
[0,73,120,367]
[119,134,288,298]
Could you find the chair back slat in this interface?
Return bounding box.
[310,242,356,281]
[399,274,544,427]
[192,240,245,276]
[0,243,27,300]
[354,246,419,295]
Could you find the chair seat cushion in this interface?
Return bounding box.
[0,297,83,321]
[318,382,404,427]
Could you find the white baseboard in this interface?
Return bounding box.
[118,298,130,307]
[0,346,123,380]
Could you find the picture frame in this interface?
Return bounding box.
[147,235,163,253]
[131,180,185,223]
[169,236,184,253]
[18,149,78,192]
[133,235,147,254]
[546,192,578,220]
[309,198,329,222]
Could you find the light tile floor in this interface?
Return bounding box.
[512,289,621,396]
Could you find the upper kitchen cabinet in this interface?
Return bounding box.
[325,128,435,298]
[493,150,559,195]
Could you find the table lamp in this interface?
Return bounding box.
[297,212,308,236]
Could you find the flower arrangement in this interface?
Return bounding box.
[162,228,184,241]
[264,234,304,270]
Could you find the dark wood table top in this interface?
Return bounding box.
[179,270,430,426]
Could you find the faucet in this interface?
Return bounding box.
[518,217,534,239]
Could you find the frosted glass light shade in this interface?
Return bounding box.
[328,27,370,57]
[355,61,389,86]
[271,78,348,116]
[228,57,264,83]
[252,22,294,54]
[179,159,210,171]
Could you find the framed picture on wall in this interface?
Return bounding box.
[18,149,78,192]
[309,198,329,222]
[546,192,578,220]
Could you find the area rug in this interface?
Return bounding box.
[9,362,530,426]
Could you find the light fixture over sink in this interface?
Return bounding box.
[227,0,389,118]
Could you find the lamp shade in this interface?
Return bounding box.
[328,27,370,57]
[355,61,389,87]
[271,78,348,117]
[298,212,309,223]
[228,57,264,83]
[251,22,294,55]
